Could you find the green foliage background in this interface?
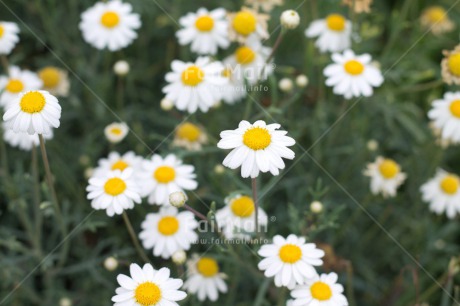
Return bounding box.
[1,0,460,305]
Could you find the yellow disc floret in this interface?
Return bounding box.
[154,166,176,183]
[157,216,179,236]
[197,257,219,277]
[449,100,460,118]
[0,25,4,38]
[101,11,120,28]
[230,196,255,218]
[344,60,364,75]
[177,123,201,142]
[195,15,214,32]
[235,46,256,65]
[181,65,204,86]
[279,244,302,264]
[104,177,127,196]
[111,160,129,171]
[310,281,333,301]
[440,175,459,195]
[39,67,60,88]
[6,79,24,93]
[447,53,460,76]
[243,127,271,150]
[20,91,46,114]
[326,14,346,31]
[378,159,399,179]
[425,6,447,23]
[135,282,162,306]
[233,11,257,36]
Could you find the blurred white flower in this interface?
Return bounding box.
[104,122,128,143]
[94,151,142,176]
[113,60,130,76]
[310,201,323,213]
[228,7,269,43]
[246,0,283,12]
[38,67,70,97]
[0,66,42,107]
[281,10,300,30]
[367,139,379,151]
[428,92,460,143]
[305,14,352,53]
[104,256,119,271]
[364,157,406,198]
[59,298,72,306]
[279,78,293,92]
[3,125,53,151]
[0,21,20,55]
[160,98,174,111]
[173,122,207,151]
[296,75,309,87]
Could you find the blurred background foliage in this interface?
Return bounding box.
[1,0,460,305]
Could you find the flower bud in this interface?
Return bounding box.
[296,75,309,87]
[310,201,323,214]
[279,78,294,92]
[172,250,187,265]
[113,60,130,76]
[169,191,187,208]
[104,256,119,271]
[281,10,300,29]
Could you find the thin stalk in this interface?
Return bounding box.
[252,178,259,234]
[31,146,42,245]
[184,204,208,221]
[122,211,150,264]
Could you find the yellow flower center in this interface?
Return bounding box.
[181,65,204,87]
[230,196,255,218]
[235,46,256,65]
[426,6,447,23]
[310,281,333,301]
[6,79,24,93]
[110,127,123,135]
[134,282,162,306]
[232,11,257,36]
[243,127,271,150]
[447,53,460,77]
[154,166,176,183]
[104,177,127,196]
[111,160,129,171]
[0,25,4,38]
[222,68,232,78]
[177,123,201,142]
[195,15,214,32]
[326,14,346,31]
[449,100,460,118]
[101,11,120,28]
[378,159,399,179]
[440,175,459,195]
[344,60,364,75]
[279,244,302,264]
[157,216,179,236]
[39,67,60,88]
[20,91,46,114]
[197,257,219,277]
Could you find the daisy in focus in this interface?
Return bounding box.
[3,90,61,136]
[245,0,284,12]
[0,66,43,107]
[38,67,70,97]
[324,50,384,99]
[441,45,460,86]
[420,169,460,219]
[220,65,247,104]
[162,57,227,113]
[228,7,269,43]
[0,21,20,55]
[364,157,406,198]
[216,194,268,240]
[183,254,228,301]
[420,6,454,35]
[176,8,230,55]
[86,168,141,217]
[112,263,186,306]
[3,125,53,151]
[139,154,198,206]
[104,122,129,143]
[173,122,207,151]
[79,0,141,51]
[428,92,460,143]
[258,234,324,289]
[217,120,295,178]
[305,14,352,53]
[139,206,198,259]
[94,151,142,176]
[290,272,348,306]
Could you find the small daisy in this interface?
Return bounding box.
[112,263,187,306]
[258,234,325,289]
[86,168,141,217]
[228,7,269,43]
[172,122,208,151]
[420,6,454,35]
[94,151,143,177]
[3,125,53,151]
[217,120,295,178]
[183,254,228,301]
[139,154,198,206]
[305,14,352,53]
[79,0,141,51]
[139,206,198,259]
[216,194,268,240]
[324,49,384,99]
[290,272,349,306]
[104,122,129,143]
[245,0,284,12]
[220,65,247,104]
[0,21,19,55]
[38,66,70,97]
[176,8,230,55]
[3,90,61,136]
[224,36,273,85]
[421,169,460,219]
[342,0,372,14]
[363,157,406,198]
[0,66,43,107]
[163,57,227,113]
[428,92,460,143]
[441,45,460,86]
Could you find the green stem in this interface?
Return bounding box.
[252,178,259,235]
[122,211,151,264]
[31,146,42,247]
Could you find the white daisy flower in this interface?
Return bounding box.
[86,168,141,217]
[139,206,198,259]
[220,65,247,104]
[228,7,269,43]
[104,122,129,143]
[223,36,273,86]
[112,263,187,306]
[162,57,227,113]
[428,92,460,143]
[94,151,143,177]
[217,120,295,178]
[38,67,70,97]
[176,8,230,55]
[216,194,268,240]
[0,66,43,107]
[324,50,384,99]
[183,254,228,301]
[79,0,141,51]
[172,122,208,151]
[305,14,352,53]
[139,154,198,206]
[0,21,20,55]
[290,272,348,306]
[258,234,325,289]
[363,157,406,198]
[420,169,460,219]
[3,90,61,136]
[3,124,53,151]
